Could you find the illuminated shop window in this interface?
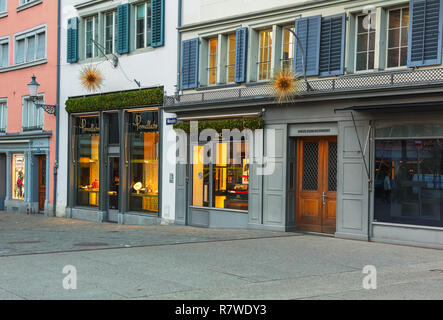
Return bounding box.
[12,154,25,200]
[193,139,249,211]
[129,112,159,214]
[75,116,100,207]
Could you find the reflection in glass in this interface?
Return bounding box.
[387,7,409,68]
[75,117,100,207]
[208,38,218,85]
[226,34,236,83]
[192,145,210,207]
[374,139,443,227]
[129,112,159,214]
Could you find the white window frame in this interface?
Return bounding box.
[103,10,117,54]
[0,98,7,133]
[354,12,377,73]
[0,36,9,68]
[226,33,236,84]
[281,26,295,72]
[385,6,409,70]
[257,29,273,81]
[13,25,46,65]
[84,15,99,59]
[135,1,151,50]
[22,95,44,131]
[207,38,218,86]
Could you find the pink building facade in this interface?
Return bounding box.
[0,0,58,214]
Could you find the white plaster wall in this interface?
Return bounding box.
[58,0,177,221]
[183,0,310,25]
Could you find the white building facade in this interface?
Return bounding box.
[58,0,178,225]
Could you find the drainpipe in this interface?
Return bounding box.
[175,0,182,98]
[53,0,61,217]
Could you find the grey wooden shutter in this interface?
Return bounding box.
[294,16,321,76]
[181,38,199,89]
[234,27,248,83]
[408,0,443,67]
[117,3,130,54]
[319,13,346,76]
[67,17,79,63]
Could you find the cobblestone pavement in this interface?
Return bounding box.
[0,211,296,256]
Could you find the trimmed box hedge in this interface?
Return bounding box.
[173,118,264,133]
[65,87,163,113]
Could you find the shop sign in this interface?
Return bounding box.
[132,113,158,132]
[78,117,100,134]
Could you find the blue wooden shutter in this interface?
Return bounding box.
[117,3,130,54]
[319,13,346,76]
[151,0,165,47]
[294,16,321,76]
[234,27,248,83]
[67,17,79,63]
[408,0,443,67]
[181,38,199,89]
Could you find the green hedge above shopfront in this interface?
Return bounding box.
[173,118,264,133]
[65,87,163,113]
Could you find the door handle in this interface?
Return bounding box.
[322,192,326,205]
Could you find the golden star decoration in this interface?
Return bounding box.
[79,65,104,92]
[270,68,302,103]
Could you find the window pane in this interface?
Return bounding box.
[105,12,114,54]
[401,27,408,47]
[85,18,93,58]
[368,32,375,51]
[374,139,443,227]
[193,145,210,207]
[129,112,159,214]
[387,48,399,68]
[75,117,100,207]
[146,4,151,46]
[1,43,8,67]
[402,8,410,27]
[136,5,145,49]
[356,52,367,71]
[357,15,366,33]
[25,36,35,62]
[16,39,25,64]
[400,47,408,66]
[213,141,249,210]
[36,33,45,59]
[357,34,368,52]
[389,9,401,29]
[12,155,25,200]
[368,51,374,69]
[388,29,400,48]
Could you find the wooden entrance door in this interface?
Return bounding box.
[38,155,46,212]
[296,137,337,234]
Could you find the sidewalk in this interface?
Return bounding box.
[1,212,443,300]
[0,211,293,256]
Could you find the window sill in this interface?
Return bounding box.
[128,46,155,56]
[17,0,43,12]
[22,127,43,132]
[0,11,8,18]
[0,59,47,73]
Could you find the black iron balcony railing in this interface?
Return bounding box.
[165,67,443,107]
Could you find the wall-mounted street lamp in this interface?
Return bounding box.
[27,75,57,115]
[282,26,313,91]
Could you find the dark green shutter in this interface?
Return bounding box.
[408,0,443,66]
[181,38,199,89]
[234,27,248,83]
[151,0,165,47]
[294,16,321,76]
[319,14,346,76]
[117,4,130,54]
[67,17,79,63]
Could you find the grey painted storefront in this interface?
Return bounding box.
[66,108,164,226]
[170,93,443,249]
[0,132,51,215]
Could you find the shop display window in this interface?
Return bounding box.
[12,154,25,200]
[192,139,249,211]
[374,138,443,227]
[129,112,159,214]
[75,116,100,207]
